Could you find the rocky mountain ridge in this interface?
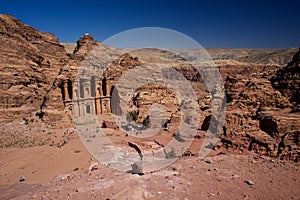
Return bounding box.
[0,14,299,163]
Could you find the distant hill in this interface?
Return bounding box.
[236,48,298,65]
[62,42,298,66]
[179,48,298,66]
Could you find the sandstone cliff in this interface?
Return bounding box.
[0,14,298,162]
[271,48,300,112]
[220,50,300,162]
[0,14,68,123]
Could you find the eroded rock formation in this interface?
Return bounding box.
[0,14,299,162]
[271,48,300,112]
[220,50,300,162]
[0,14,68,124]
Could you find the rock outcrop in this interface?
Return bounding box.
[219,50,300,162]
[271,48,300,112]
[0,14,298,162]
[0,14,68,123]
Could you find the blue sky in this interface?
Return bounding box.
[1,0,299,48]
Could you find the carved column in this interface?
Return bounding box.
[91,101,95,114]
[63,82,69,101]
[73,80,79,100]
[106,97,111,113]
[72,81,79,117]
[96,87,101,115]
[84,81,91,98]
[80,102,85,117]
[106,82,111,112]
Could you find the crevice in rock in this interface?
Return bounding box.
[128,142,143,160]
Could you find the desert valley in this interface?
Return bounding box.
[0,14,299,199]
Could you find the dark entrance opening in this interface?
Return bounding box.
[86,105,91,113]
[80,79,84,98]
[67,80,73,99]
[61,83,65,102]
[90,76,96,97]
[102,78,107,96]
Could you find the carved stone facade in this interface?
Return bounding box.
[61,77,112,118]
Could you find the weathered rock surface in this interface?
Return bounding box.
[0,14,298,162]
[271,48,300,111]
[0,14,68,127]
[219,50,300,162]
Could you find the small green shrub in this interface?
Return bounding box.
[126,111,139,122]
[142,116,151,127]
[35,111,44,119]
[165,148,177,159]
